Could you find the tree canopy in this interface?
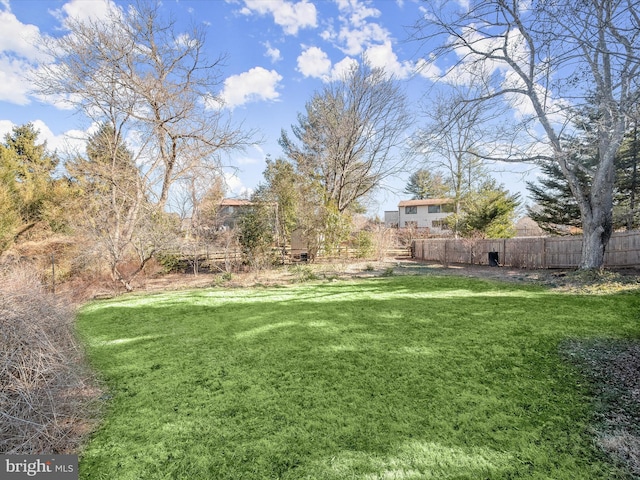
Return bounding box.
[280,59,410,215]
[404,169,450,200]
[414,0,640,268]
[0,123,72,252]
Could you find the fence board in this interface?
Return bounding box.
[412,231,640,269]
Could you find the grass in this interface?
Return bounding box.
[75,275,640,479]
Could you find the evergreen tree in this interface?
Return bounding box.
[404,169,450,199]
[68,123,138,200]
[614,115,640,230]
[4,123,59,224]
[0,123,72,251]
[237,202,275,270]
[0,147,20,251]
[527,110,640,233]
[526,161,583,234]
[454,180,520,238]
[253,157,299,247]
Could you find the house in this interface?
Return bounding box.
[216,198,254,229]
[397,198,454,234]
[384,210,399,227]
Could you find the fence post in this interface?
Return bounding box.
[542,237,547,269]
[503,239,507,266]
[444,239,448,265]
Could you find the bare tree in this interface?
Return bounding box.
[33,0,254,209]
[414,0,640,269]
[412,84,497,234]
[67,123,172,291]
[280,58,411,214]
[32,0,254,288]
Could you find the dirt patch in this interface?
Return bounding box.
[131,258,640,296]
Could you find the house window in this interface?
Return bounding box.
[405,206,417,214]
[428,205,441,213]
[432,220,449,229]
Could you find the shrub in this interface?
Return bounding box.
[0,267,99,454]
[382,266,395,277]
[355,231,374,259]
[290,265,318,283]
[156,252,185,273]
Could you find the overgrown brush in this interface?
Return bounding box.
[0,267,100,454]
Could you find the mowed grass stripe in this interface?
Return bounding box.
[76,276,639,479]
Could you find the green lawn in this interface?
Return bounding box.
[76,275,640,479]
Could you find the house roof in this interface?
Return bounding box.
[220,198,253,206]
[398,198,453,207]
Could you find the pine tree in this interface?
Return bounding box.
[0,123,72,250]
[404,169,450,199]
[455,180,520,238]
[614,116,640,230]
[527,112,640,233]
[526,162,583,234]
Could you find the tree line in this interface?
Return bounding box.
[1,0,639,288]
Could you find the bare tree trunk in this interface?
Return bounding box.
[580,211,612,270]
[577,145,616,269]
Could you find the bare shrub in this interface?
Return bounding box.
[0,266,100,454]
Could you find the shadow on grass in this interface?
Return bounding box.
[561,338,640,477]
[77,275,640,480]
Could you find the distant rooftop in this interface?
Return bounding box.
[220,198,253,207]
[398,198,453,207]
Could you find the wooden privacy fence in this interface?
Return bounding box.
[412,231,640,269]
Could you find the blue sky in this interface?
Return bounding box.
[0,0,534,217]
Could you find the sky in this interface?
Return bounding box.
[0,0,536,217]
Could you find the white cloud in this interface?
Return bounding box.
[0,119,89,155]
[297,46,331,78]
[221,67,283,109]
[415,58,443,81]
[296,47,359,83]
[296,42,426,83]
[0,10,41,60]
[0,0,119,108]
[365,41,414,79]
[330,0,390,56]
[0,119,14,139]
[336,0,380,25]
[51,0,117,26]
[338,22,388,56]
[224,170,253,198]
[239,0,317,35]
[329,56,358,81]
[0,8,45,105]
[296,45,360,83]
[0,56,32,105]
[32,120,89,154]
[263,42,282,63]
